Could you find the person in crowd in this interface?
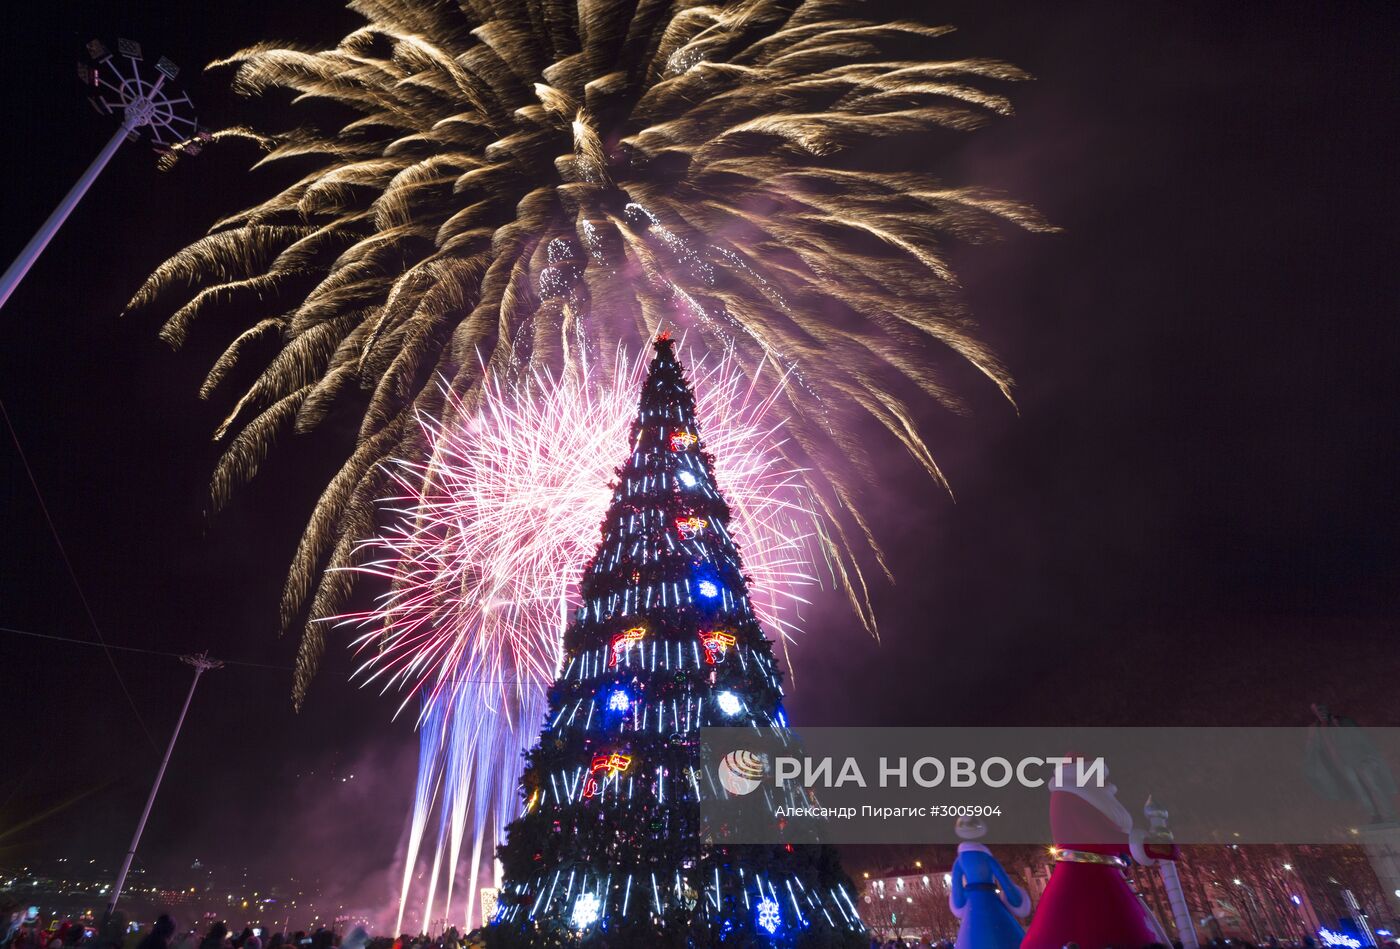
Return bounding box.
[1,911,23,948]
[94,913,129,949]
[197,922,226,949]
[135,917,173,949]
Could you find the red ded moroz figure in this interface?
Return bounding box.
[1020,757,1169,949]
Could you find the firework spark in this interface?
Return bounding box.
[335,341,826,930]
[343,344,820,714]
[130,0,1050,699]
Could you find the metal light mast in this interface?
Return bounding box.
[0,38,206,312]
[104,651,223,923]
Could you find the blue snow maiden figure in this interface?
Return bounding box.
[948,815,1031,949]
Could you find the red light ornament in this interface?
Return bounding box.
[581,752,633,799]
[675,515,709,539]
[699,630,737,664]
[609,626,647,666]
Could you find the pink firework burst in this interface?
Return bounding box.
[339,343,826,721]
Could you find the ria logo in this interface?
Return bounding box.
[718,749,767,796]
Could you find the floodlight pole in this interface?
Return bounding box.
[0,39,201,313]
[104,651,222,924]
[0,119,138,312]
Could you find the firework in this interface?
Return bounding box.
[342,344,819,711]
[129,0,1049,700]
[335,341,826,930]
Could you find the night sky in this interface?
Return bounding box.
[2,0,1397,914]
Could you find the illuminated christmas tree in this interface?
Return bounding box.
[489,336,864,947]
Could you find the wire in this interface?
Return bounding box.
[0,624,535,684]
[0,624,288,671]
[0,396,160,751]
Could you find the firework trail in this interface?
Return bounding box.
[334,342,825,930]
[130,0,1051,700]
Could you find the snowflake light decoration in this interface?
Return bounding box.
[756,896,781,935]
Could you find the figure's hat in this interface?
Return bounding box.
[955,815,987,840]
